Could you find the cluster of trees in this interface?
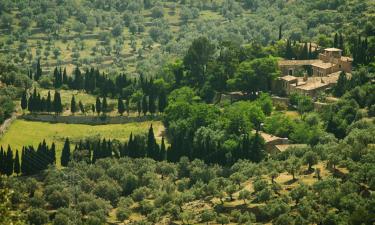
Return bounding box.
[49,66,168,115]
[2,119,374,224]
[163,87,271,165]
[284,40,318,60]
[21,141,56,175]
[58,125,166,168]
[21,89,63,114]
[0,141,56,176]
[352,35,374,66]
[0,146,18,176]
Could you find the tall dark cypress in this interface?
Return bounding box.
[50,142,56,164]
[160,137,166,161]
[54,67,59,88]
[285,39,293,59]
[102,97,108,114]
[62,68,68,84]
[74,67,83,90]
[95,97,102,115]
[5,145,13,176]
[149,94,156,115]
[79,101,85,114]
[35,58,42,81]
[158,89,167,113]
[20,148,25,174]
[333,33,338,48]
[71,95,77,114]
[21,91,28,111]
[118,97,125,115]
[142,95,148,116]
[338,33,344,53]
[146,124,157,159]
[0,146,5,174]
[249,133,265,163]
[61,138,71,167]
[53,91,63,114]
[300,42,308,60]
[278,24,283,41]
[125,98,130,116]
[13,150,20,175]
[46,91,52,113]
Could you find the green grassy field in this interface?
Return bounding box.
[0,119,165,165]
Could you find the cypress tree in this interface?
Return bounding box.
[96,97,102,115]
[91,104,95,114]
[333,33,338,48]
[54,67,59,88]
[40,97,46,112]
[249,133,265,163]
[36,93,42,112]
[5,145,13,176]
[21,91,28,111]
[278,24,283,40]
[74,67,83,90]
[0,147,5,174]
[285,39,293,59]
[158,90,167,113]
[53,91,63,114]
[333,71,348,97]
[125,98,130,116]
[137,99,142,117]
[61,138,71,167]
[62,68,68,84]
[102,97,108,114]
[79,101,85,114]
[118,97,125,115]
[142,95,148,116]
[46,91,52,113]
[160,137,166,161]
[147,124,156,159]
[20,148,25,174]
[71,95,77,114]
[149,94,156,115]
[339,33,344,53]
[14,150,20,175]
[50,142,56,164]
[28,94,33,112]
[35,58,42,81]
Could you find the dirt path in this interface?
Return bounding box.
[0,113,18,138]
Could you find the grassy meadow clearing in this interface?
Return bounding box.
[0,119,165,165]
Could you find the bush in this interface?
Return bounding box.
[27,208,49,225]
[38,75,54,89]
[0,95,15,123]
[116,207,131,221]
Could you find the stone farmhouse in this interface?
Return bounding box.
[274,48,353,98]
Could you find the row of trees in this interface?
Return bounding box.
[0,146,18,176]
[284,40,318,60]
[0,140,56,176]
[21,89,63,114]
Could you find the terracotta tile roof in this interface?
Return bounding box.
[311,62,335,69]
[341,56,353,62]
[280,75,298,81]
[324,48,342,52]
[275,144,308,152]
[278,59,321,66]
